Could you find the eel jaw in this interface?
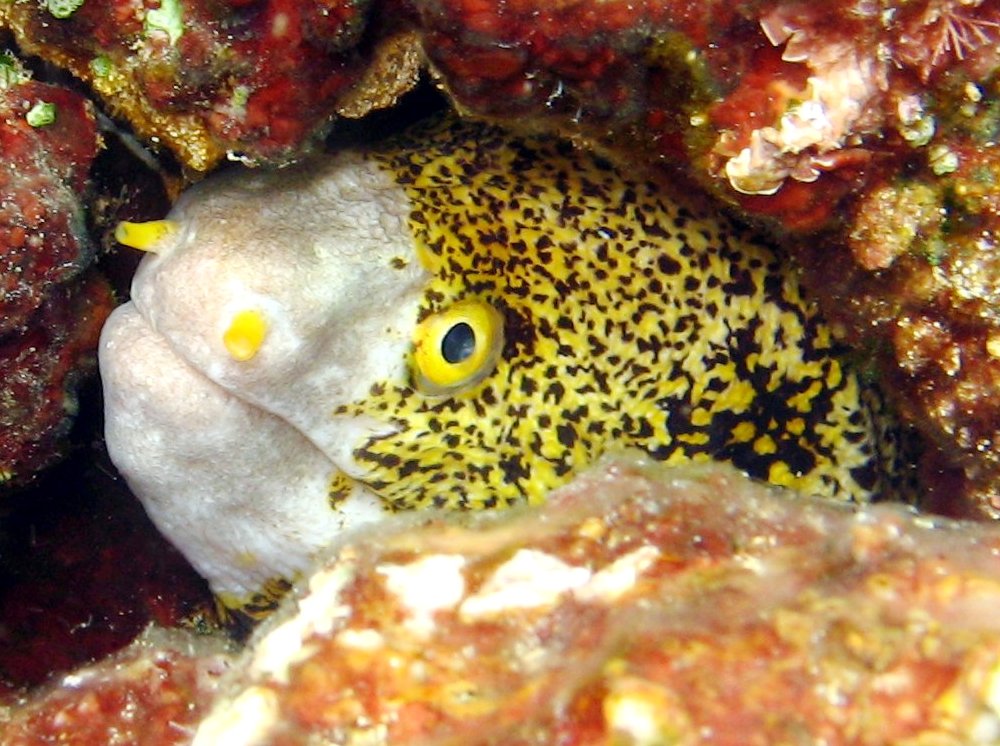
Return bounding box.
[99,302,389,603]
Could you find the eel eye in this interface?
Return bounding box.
[441,322,475,363]
[412,299,504,396]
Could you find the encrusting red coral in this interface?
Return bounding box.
[411,1,997,224]
[0,274,112,484]
[0,67,99,334]
[1,629,230,745]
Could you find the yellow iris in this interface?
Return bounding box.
[411,299,504,396]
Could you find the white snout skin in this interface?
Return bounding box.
[99,152,430,599]
[100,303,387,599]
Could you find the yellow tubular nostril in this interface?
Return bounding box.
[223,309,268,362]
[114,219,179,252]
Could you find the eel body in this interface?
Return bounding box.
[99,118,900,614]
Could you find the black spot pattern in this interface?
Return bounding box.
[335,118,902,510]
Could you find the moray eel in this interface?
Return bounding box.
[100,117,899,617]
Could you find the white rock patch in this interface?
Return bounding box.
[377,554,468,637]
[460,549,592,621]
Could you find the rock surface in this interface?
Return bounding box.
[9,456,1000,743]
[0,55,115,486]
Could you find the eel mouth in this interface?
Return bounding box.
[325,410,409,484]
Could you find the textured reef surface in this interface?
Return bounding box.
[0,52,116,487]
[10,457,1000,744]
[1,0,421,171]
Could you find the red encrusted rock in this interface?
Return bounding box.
[413,1,998,225]
[1,0,420,170]
[0,63,113,485]
[796,116,1000,517]
[192,456,1000,743]
[1,629,231,745]
[415,0,676,122]
[12,456,1000,743]
[0,73,99,335]
[0,273,113,484]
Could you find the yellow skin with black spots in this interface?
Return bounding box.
[99,117,899,616]
[349,120,891,509]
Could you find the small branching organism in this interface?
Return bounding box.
[915,0,1000,77]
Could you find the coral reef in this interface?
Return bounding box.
[735,2,1000,516]
[0,274,111,486]
[10,456,1000,743]
[0,53,115,485]
[1,628,230,744]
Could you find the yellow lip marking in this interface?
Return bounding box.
[114,219,179,252]
[223,309,268,361]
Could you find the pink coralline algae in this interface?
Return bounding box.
[0,68,98,335]
[704,0,1000,216]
